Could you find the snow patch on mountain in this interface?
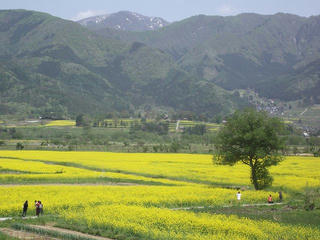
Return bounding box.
[78,11,170,32]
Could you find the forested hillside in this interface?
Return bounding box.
[92,13,320,103]
[0,10,245,118]
[2,10,320,119]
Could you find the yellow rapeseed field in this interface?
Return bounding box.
[0,151,319,239]
[0,185,273,215]
[45,120,75,127]
[0,157,191,185]
[62,204,320,240]
[1,151,319,190]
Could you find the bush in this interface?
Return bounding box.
[16,142,24,150]
[184,124,207,135]
[131,121,169,135]
[76,114,91,127]
[313,149,320,157]
[169,141,181,153]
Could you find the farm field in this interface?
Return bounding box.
[0,118,221,131]
[0,119,76,128]
[169,120,221,132]
[1,151,319,191]
[0,151,319,240]
[282,104,320,128]
[45,120,76,127]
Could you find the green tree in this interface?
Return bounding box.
[16,142,24,150]
[184,124,207,135]
[75,114,91,127]
[169,141,181,153]
[213,108,285,190]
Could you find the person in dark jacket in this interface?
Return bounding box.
[22,200,28,217]
[35,200,40,217]
[278,191,283,202]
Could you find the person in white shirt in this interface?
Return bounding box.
[236,191,241,201]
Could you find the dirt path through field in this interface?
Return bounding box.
[28,225,115,240]
[300,107,308,115]
[0,228,60,239]
[0,216,38,222]
[171,202,285,210]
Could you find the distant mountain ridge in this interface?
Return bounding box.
[78,11,169,31]
[0,9,243,118]
[88,12,320,104]
[1,9,320,119]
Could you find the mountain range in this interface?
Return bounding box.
[91,12,320,102]
[0,10,319,119]
[78,11,169,32]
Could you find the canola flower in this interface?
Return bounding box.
[0,151,319,239]
[0,185,273,216]
[62,204,320,240]
[45,120,75,127]
[0,158,65,174]
[1,151,319,191]
[0,151,254,186]
[0,157,100,182]
[0,184,318,239]
[271,157,320,189]
[0,157,190,185]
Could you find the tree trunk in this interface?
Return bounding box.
[250,160,259,190]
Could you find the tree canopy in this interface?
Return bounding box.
[213,108,285,190]
[75,114,91,127]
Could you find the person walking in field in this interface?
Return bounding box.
[35,200,40,217]
[22,200,28,217]
[236,191,241,201]
[268,194,273,204]
[278,191,283,202]
[34,200,38,215]
[39,201,43,215]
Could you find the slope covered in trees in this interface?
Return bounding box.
[0,10,245,118]
[92,13,320,103]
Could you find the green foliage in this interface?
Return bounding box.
[183,124,207,135]
[304,187,320,211]
[103,13,320,103]
[75,114,91,127]
[0,231,19,240]
[129,120,169,135]
[260,59,320,102]
[314,149,320,157]
[16,142,24,150]
[138,121,169,135]
[169,141,181,153]
[0,10,245,118]
[214,108,285,190]
[252,163,273,189]
[1,9,320,120]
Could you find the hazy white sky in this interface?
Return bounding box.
[1,0,319,21]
